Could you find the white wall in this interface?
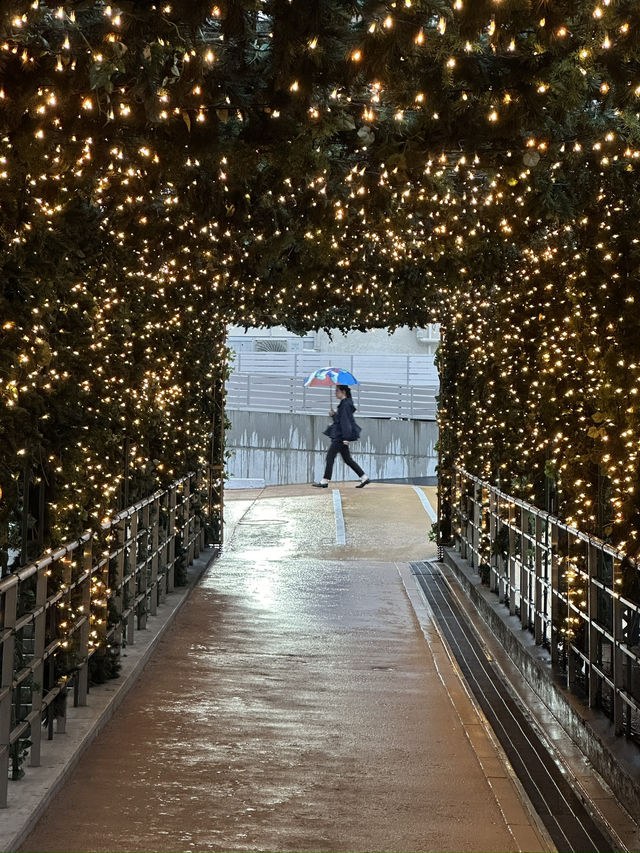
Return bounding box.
[226,410,438,486]
[314,327,432,354]
[226,325,440,355]
[227,324,294,338]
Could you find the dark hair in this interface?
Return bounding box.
[337,384,352,398]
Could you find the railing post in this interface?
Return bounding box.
[534,514,544,644]
[167,487,176,593]
[181,478,191,566]
[192,474,201,560]
[29,567,48,767]
[496,495,506,603]
[520,507,527,629]
[0,583,18,806]
[489,491,497,592]
[587,542,599,708]
[127,511,138,643]
[613,558,624,734]
[75,538,92,708]
[158,493,168,603]
[508,503,517,616]
[289,376,295,414]
[114,518,126,650]
[567,634,577,692]
[150,496,159,616]
[139,504,150,631]
[550,519,560,667]
[473,483,482,569]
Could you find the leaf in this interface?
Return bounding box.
[182,111,191,132]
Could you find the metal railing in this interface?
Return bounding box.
[452,466,640,743]
[226,373,438,420]
[0,469,211,806]
[229,352,439,387]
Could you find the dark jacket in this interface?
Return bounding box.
[327,397,361,442]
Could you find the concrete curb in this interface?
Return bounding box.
[2,549,216,853]
[443,547,640,823]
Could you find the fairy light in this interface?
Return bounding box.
[0,0,639,613]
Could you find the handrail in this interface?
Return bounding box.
[229,351,439,387]
[226,373,438,421]
[0,467,215,807]
[456,467,636,569]
[452,466,640,743]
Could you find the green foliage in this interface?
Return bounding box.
[1,0,640,566]
[492,526,510,560]
[89,646,122,685]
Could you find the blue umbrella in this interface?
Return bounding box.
[303,367,359,388]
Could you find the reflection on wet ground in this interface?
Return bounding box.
[21,484,544,853]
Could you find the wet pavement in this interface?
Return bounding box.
[20,483,550,853]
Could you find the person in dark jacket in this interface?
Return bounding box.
[312,385,370,488]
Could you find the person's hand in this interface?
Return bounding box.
[343,440,349,445]
[329,408,335,416]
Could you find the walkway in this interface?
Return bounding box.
[21,483,550,852]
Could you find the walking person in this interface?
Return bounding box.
[313,385,370,488]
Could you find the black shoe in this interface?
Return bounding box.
[355,477,370,488]
[312,482,328,488]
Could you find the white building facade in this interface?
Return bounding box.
[226,324,441,357]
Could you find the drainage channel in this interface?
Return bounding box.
[410,561,617,853]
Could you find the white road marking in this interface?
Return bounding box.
[333,489,346,545]
[412,486,437,523]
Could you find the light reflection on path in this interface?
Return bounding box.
[20,484,537,853]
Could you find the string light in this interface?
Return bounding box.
[0,0,639,593]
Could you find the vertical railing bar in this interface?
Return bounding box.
[167,486,176,593]
[0,584,18,806]
[185,475,194,566]
[29,566,48,768]
[489,491,497,593]
[151,495,159,616]
[588,541,599,709]
[139,503,150,631]
[520,506,527,629]
[75,537,92,707]
[534,515,543,644]
[508,501,516,616]
[550,517,560,667]
[114,519,125,653]
[613,555,624,734]
[127,510,137,645]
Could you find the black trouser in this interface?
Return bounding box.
[323,441,365,480]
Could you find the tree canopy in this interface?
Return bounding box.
[1,0,640,564]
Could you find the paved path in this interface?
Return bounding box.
[21,484,549,852]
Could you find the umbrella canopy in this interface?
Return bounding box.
[303,367,359,387]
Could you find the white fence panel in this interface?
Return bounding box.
[229,352,439,387]
[226,374,437,420]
